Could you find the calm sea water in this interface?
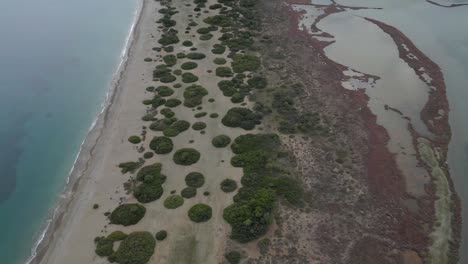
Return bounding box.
[0,0,137,263]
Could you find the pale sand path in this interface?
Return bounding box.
[39,0,256,263]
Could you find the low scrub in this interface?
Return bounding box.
[183,85,208,107]
[221,107,262,130]
[188,204,212,223]
[173,148,201,165]
[212,134,231,148]
[149,136,173,154]
[109,204,146,226]
[113,232,156,264]
[164,195,184,209]
[185,172,205,188]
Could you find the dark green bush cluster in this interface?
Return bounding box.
[214,58,227,65]
[224,251,241,264]
[211,44,226,54]
[247,75,267,89]
[204,15,233,27]
[182,72,199,83]
[173,148,201,165]
[217,76,253,103]
[182,40,193,47]
[107,231,128,242]
[163,54,177,66]
[143,152,154,159]
[181,187,197,198]
[149,136,173,154]
[113,232,156,264]
[196,27,211,34]
[212,134,231,148]
[181,61,198,70]
[221,179,238,192]
[186,52,206,60]
[118,159,143,174]
[157,7,178,28]
[192,121,207,130]
[164,194,184,209]
[159,29,179,46]
[155,230,167,241]
[149,117,176,131]
[216,67,233,77]
[153,65,176,83]
[199,33,213,41]
[165,98,182,108]
[163,120,190,137]
[128,135,141,144]
[95,236,114,257]
[231,54,260,73]
[134,163,166,203]
[194,112,207,118]
[161,108,175,118]
[157,85,174,97]
[110,203,146,226]
[188,204,212,222]
[223,134,302,242]
[183,85,208,107]
[221,107,262,130]
[185,172,205,188]
[220,30,254,51]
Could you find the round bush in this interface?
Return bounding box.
[114,232,156,264]
[213,58,226,65]
[109,204,146,226]
[188,204,212,223]
[155,230,167,241]
[187,52,206,60]
[194,112,207,118]
[192,121,206,130]
[181,61,198,70]
[128,135,141,144]
[220,179,238,192]
[225,251,241,264]
[200,33,213,41]
[160,74,177,83]
[164,195,184,209]
[216,67,233,77]
[95,237,114,256]
[157,86,174,97]
[212,134,231,148]
[185,172,205,188]
[182,40,193,47]
[143,152,154,159]
[182,72,199,83]
[134,183,164,203]
[210,113,219,118]
[149,136,174,154]
[196,27,211,34]
[163,54,177,66]
[173,148,201,165]
[181,187,197,198]
[173,69,182,75]
[107,231,128,242]
[165,98,182,108]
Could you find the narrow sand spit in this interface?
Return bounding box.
[37,0,257,263]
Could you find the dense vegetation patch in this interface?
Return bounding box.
[163,120,190,137]
[157,86,174,97]
[188,204,212,223]
[211,44,226,54]
[164,195,184,209]
[143,152,154,159]
[181,187,197,198]
[231,54,260,73]
[247,76,267,89]
[181,61,198,70]
[182,40,193,47]
[183,85,208,107]
[163,54,177,66]
[95,236,114,257]
[107,231,128,242]
[220,179,238,192]
[194,112,207,118]
[186,52,206,60]
[118,160,142,174]
[185,172,205,188]
[165,98,182,108]
[224,251,241,264]
[134,163,166,203]
[216,67,233,77]
[199,33,213,41]
[212,134,231,148]
[149,136,174,154]
[221,107,262,130]
[173,148,201,165]
[159,30,179,46]
[214,58,227,65]
[113,232,155,264]
[223,134,303,242]
[128,135,142,144]
[182,72,199,83]
[155,230,167,241]
[192,121,207,130]
[110,204,146,226]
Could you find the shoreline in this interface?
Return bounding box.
[25,0,145,263]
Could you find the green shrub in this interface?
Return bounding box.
[136,163,163,182]
[224,251,241,264]
[221,107,261,130]
[181,187,197,198]
[95,237,114,256]
[143,152,154,159]
[213,58,227,65]
[182,40,193,46]
[163,46,174,52]
[109,204,146,226]
[128,135,141,144]
[184,85,208,107]
[173,83,182,88]
[157,86,174,97]
[210,113,219,118]
[187,52,206,60]
[216,67,233,77]
[230,93,244,103]
[209,3,223,9]
[165,98,182,108]
[134,183,164,203]
[173,148,201,165]
[200,33,213,41]
[163,54,177,66]
[107,231,128,242]
[146,86,155,92]
[232,54,260,73]
[182,72,199,83]
[211,44,226,54]
[194,112,207,118]
[161,108,174,118]
[164,195,184,209]
[118,161,140,174]
[153,65,171,78]
[181,61,198,70]
[149,136,174,154]
[163,120,190,137]
[204,15,233,27]
[192,121,207,130]
[144,58,152,62]
[188,204,212,222]
[185,172,205,188]
[247,76,267,89]
[176,52,186,59]
[155,230,167,241]
[160,73,177,83]
[220,179,238,192]
[159,32,179,46]
[212,135,231,148]
[114,232,155,264]
[196,27,211,34]
[173,69,182,76]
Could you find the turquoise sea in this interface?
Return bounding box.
[0,0,137,263]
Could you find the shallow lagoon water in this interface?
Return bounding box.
[0,0,137,263]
